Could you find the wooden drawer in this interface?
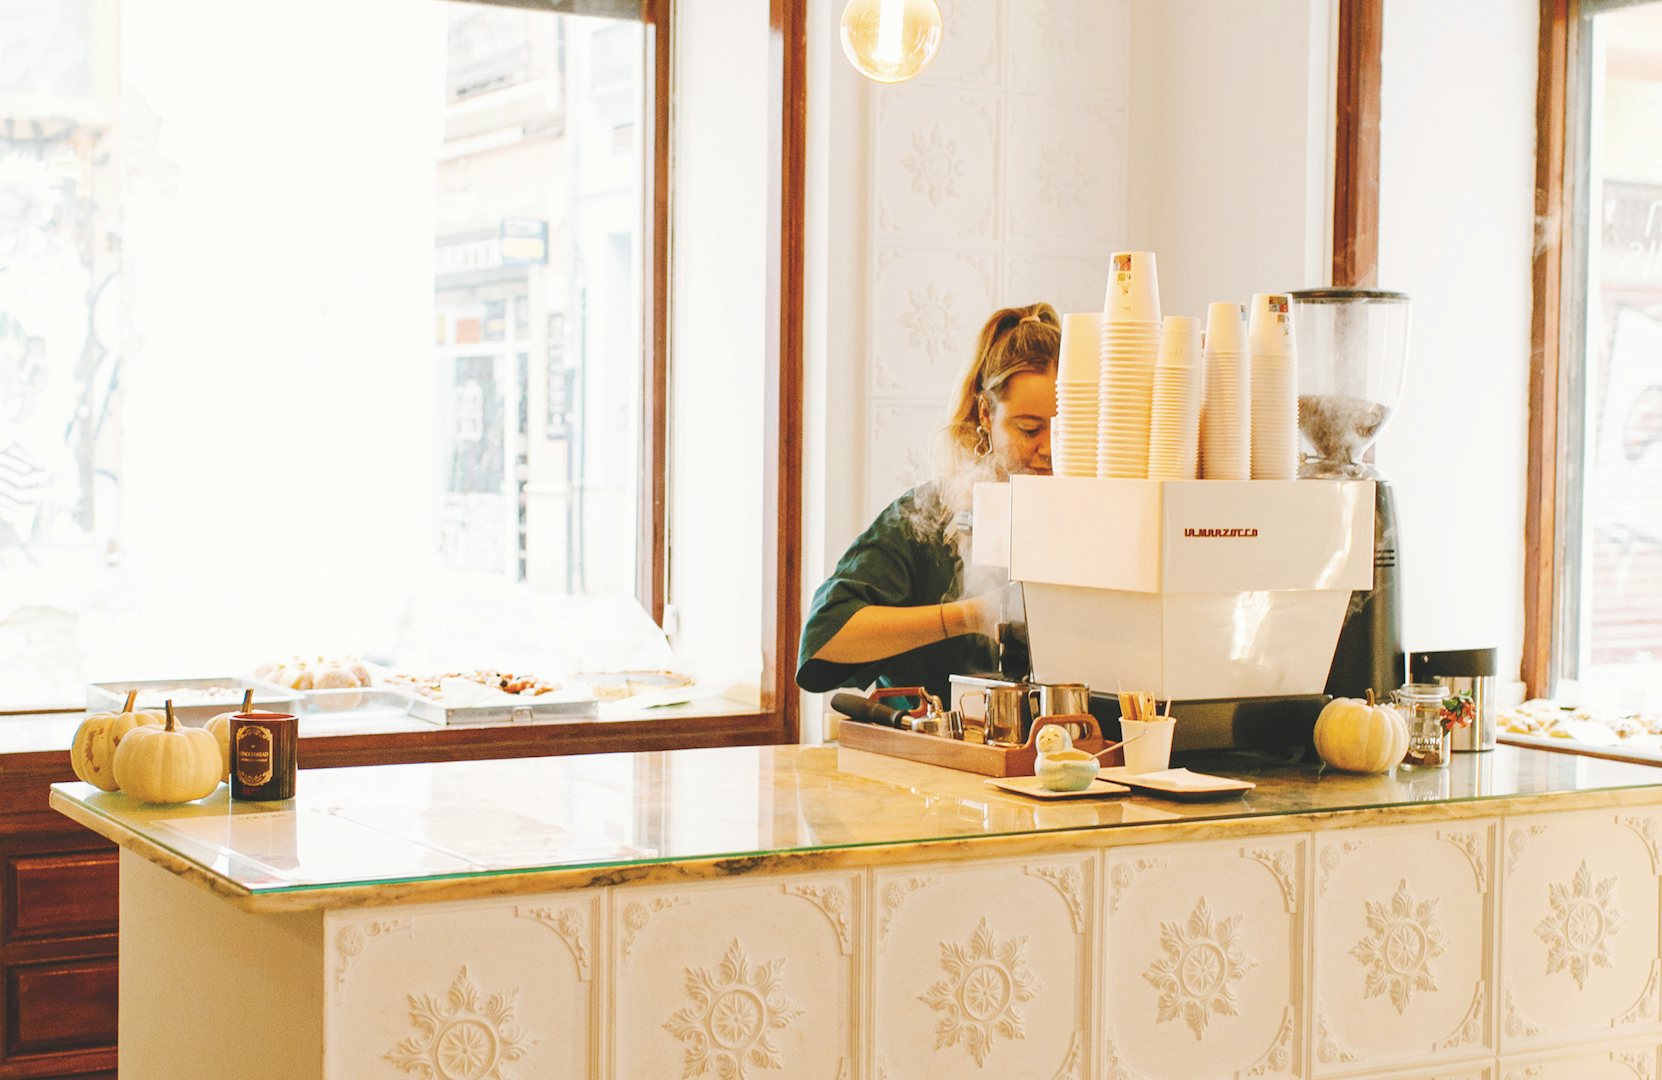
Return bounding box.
[2,853,117,944]
[3,957,117,1059]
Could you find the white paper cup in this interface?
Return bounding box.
[1205,301,1247,355]
[1121,718,1176,773]
[1059,312,1103,383]
[1248,293,1295,356]
[1103,251,1161,324]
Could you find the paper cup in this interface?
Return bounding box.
[1059,312,1103,383]
[1205,301,1247,355]
[1248,293,1295,356]
[1121,718,1176,774]
[1103,251,1161,324]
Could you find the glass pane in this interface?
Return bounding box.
[1569,2,1662,708]
[0,0,655,709]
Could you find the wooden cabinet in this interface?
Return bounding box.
[0,828,118,1080]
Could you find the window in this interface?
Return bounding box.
[0,0,806,742]
[1535,0,1662,710]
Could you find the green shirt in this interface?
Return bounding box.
[796,486,998,703]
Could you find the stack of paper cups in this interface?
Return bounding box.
[1248,292,1299,480]
[1097,251,1161,479]
[1200,302,1250,480]
[1052,312,1102,478]
[1148,315,1203,479]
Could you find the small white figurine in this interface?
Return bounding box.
[1034,724,1101,791]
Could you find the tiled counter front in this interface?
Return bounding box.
[306,808,1662,1079]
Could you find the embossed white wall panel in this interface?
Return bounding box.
[864,401,943,515]
[873,88,1001,243]
[1103,836,1306,1078]
[1500,810,1662,1051]
[610,874,860,1080]
[1002,98,1127,251]
[325,894,601,1080]
[870,245,998,397]
[926,0,1002,88]
[1499,1041,1660,1080]
[1312,821,1496,1074]
[872,856,1093,1079]
[1005,0,1130,101]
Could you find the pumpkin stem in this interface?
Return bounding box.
[121,689,138,713]
[1365,688,1376,706]
[240,688,254,714]
[164,700,178,732]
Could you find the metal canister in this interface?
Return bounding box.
[1410,648,1497,752]
[1026,683,1091,736]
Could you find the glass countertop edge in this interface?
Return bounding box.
[52,762,1662,898]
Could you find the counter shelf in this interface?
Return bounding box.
[49,742,1662,910]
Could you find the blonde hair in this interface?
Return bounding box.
[921,302,1060,535]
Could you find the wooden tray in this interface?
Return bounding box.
[838,713,1120,777]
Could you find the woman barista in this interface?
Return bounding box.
[796,303,1060,704]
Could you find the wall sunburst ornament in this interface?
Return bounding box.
[1535,860,1623,990]
[385,966,534,1080]
[663,939,802,1079]
[1143,897,1257,1039]
[1349,879,1447,1013]
[901,127,965,206]
[919,916,1041,1066]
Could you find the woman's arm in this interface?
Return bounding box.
[812,592,1000,664]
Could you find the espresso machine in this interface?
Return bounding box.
[1288,288,1413,700]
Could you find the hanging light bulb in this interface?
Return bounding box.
[840,0,943,84]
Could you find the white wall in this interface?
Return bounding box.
[1126,0,1335,315]
[803,0,1135,737]
[1375,0,1538,685]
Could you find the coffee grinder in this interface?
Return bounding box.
[1288,288,1412,700]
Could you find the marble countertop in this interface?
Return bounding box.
[50,742,1662,912]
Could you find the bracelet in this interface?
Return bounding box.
[938,603,951,641]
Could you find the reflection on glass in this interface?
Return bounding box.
[1574,3,1662,704]
[0,1,648,706]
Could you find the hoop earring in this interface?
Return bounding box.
[973,427,992,458]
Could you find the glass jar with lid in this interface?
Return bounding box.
[1394,683,1451,769]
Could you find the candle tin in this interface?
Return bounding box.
[230,712,298,801]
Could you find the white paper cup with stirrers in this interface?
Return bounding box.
[1248,292,1299,480]
[1148,315,1203,479]
[1201,301,1250,480]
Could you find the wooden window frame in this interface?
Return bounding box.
[1523,0,1657,698]
[622,0,805,751]
[10,1,808,758]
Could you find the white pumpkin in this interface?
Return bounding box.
[112,701,224,804]
[203,689,253,783]
[1314,690,1408,774]
[71,691,163,792]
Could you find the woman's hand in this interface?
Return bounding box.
[948,589,1004,639]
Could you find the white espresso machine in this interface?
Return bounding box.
[973,476,1375,749]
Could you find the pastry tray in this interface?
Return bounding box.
[87,677,302,726]
[402,691,598,726]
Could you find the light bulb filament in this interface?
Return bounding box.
[875,0,904,63]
